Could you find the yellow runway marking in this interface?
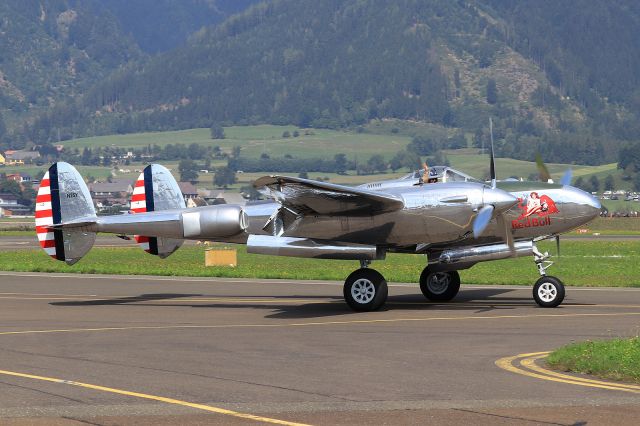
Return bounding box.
[2,311,640,337]
[0,369,309,426]
[496,352,640,394]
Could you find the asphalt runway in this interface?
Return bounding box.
[1,273,640,424]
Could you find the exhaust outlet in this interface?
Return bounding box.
[433,241,533,265]
[247,235,385,260]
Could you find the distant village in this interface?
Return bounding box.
[0,149,247,217]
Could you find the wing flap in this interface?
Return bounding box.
[254,176,404,215]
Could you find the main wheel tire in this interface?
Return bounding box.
[419,268,461,302]
[343,268,388,312]
[533,276,565,308]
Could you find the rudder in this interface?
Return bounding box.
[35,162,97,265]
[131,164,186,258]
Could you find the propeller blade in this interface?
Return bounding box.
[489,117,496,188]
[496,213,515,254]
[473,205,494,239]
[560,168,573,186]
[556,235,561,257]
[535,153,551,183]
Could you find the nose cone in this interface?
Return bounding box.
[567,186,601,222]
[483,187,518,213]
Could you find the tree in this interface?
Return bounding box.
[0,179,21,196]
[604,174,615,191]
[367,154,387,173]
[334,153,348,174]
[486,78,498,104]
[214,166,237,188]
[0,112,6,142]
[588,175,600,193]
[231,146,241,158]
[210,124,225,139]
[178,159,199,182]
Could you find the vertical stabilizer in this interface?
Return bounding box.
[35,162,97,265]
[131,164,186,258]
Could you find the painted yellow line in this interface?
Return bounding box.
[496,352,640,394]
[522,354,640,391]
[0,369,309,426]
[3,311,640,337]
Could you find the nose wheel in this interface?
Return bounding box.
[532,244,565,307]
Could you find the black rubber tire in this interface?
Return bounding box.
[343,268,388,312]
[533,276,565,308]
[419,268,461,302]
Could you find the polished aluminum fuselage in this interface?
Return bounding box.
[242,180,600,250]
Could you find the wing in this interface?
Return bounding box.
[254,175,404,215]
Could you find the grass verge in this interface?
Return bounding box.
[0,241,637,286]
[547,338,640,384]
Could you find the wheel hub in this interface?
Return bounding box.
[427,273,450,295]
[351,278,375,304]
[538,282,557,302]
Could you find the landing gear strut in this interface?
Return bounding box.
[419,267,460,302]
[343,267,388,312]
[532,244,565,308]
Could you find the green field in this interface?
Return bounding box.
[0,240,637,287]
[1,125,627,189]
[547,338,640,384]
[61,125,413,161]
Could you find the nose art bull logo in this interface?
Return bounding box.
[512,192,559,229]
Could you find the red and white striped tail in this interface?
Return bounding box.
[35,162,96,265]
[34,171,60,259]
[130,164,185,258]
[132,171,156,254]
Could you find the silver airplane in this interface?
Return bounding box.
[35,147,600,312]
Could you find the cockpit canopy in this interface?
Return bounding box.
[403,166,481,184]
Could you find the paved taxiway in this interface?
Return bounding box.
[1,272,640,425]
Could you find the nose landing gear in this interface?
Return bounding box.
[532,244,565,308]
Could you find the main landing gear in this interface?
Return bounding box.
[532,244,565,308]
[342,243,566,312]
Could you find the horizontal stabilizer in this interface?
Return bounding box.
[254,175,404,215]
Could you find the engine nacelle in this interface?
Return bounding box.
[182,205,247,239]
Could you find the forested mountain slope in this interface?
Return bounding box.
[98,0,260,53]
[0,0,140,114]
[10,0,640,166]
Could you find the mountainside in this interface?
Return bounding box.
[10,0,640,165]
[0,0,141,116]
[97,0,260,53]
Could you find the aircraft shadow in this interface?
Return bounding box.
[48,288,592,320]
[50,293,201,306]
